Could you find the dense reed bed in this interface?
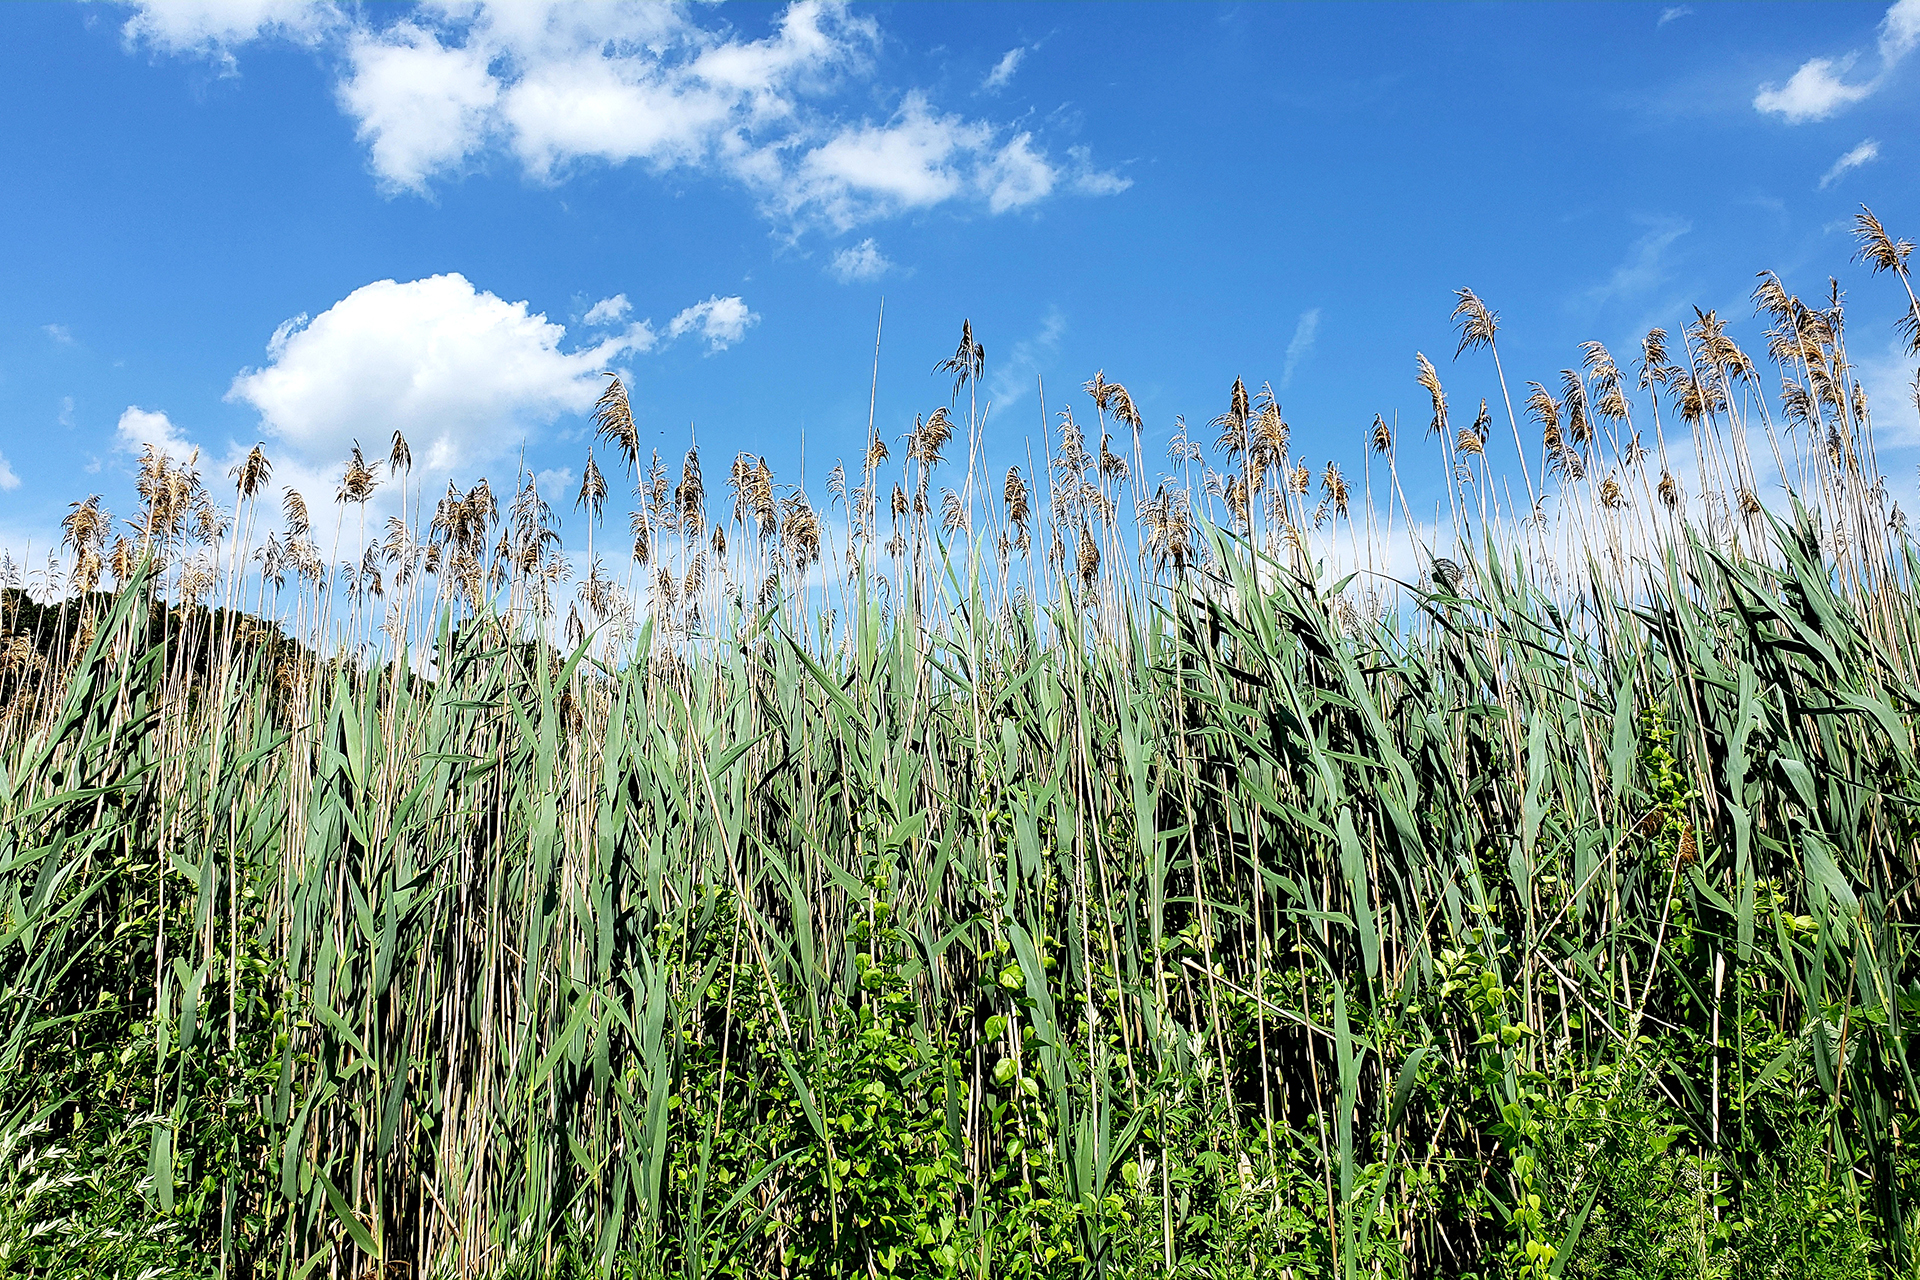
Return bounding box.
[4,211,1920,1279]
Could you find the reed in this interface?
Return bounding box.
[3,209,1919,1279]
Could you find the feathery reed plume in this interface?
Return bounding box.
[1581,343,1631,423]
[780,490,820,569]
[1168,415,1201,464]
[233,444,272,500]
[934,319,985,400]
[336,442,377,506]
[940,489,969,535]
[678,447,706,537]
[1211,377,1252,458]
[1854,205,1913,276]
[592,374,639,475]
[1322,461,1349,516]
[1004,467,1031,551]
[1416,353,1448,437]
[1141,483,1194,570]
[1075,522,1100,589]
[1250,384,1288,474]
[577,451,607,520]
[1560,368,1593,447]
[1369,413,1393,455]
[388,430,412,476]
[1853,205,1919,354]
[1639,328,1678,392]
[283,487,311,539]
[1086,369,1143,432]
[911,407,956,470]
[1450,287,1498,357]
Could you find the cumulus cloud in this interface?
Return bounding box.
[666,296,759,351]
[44,323,73,344]
[1755,0,1920,122]
[338,22,499,191]
[584,294,632,326]
[829,238,891,282]
[116,405,197,463]
[120,0,339,64]
[0,452,18,492]
[982,46,1026,92]
[118,0,1126,228]
[1281,309,1320,390]
[1067,145,1132,196]
[226,273,655,477]
[1754,56,1875,122]
[215,273,747,504]
[1819,138,1881,188]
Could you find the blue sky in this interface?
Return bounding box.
[2,0,1918,576]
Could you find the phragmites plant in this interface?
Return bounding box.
[4,207,1920,1280]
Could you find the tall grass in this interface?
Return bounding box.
[3,210,1920,1279]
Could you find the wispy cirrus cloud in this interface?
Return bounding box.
[1754,0,1920,122]
[1281,308,1320,390]
[982,46,1026,92]
[1586,217,1692,304]
[1819,138,1881,188]
[987,308,1066,411]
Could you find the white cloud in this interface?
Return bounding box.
[1066,145,1131,197]
[987,308,1066,410]
[1586,218,1691,303]
[829,238,891,282]
[115,405,197,464]
[1883,0,1920,60]
[1657,6,1693,27]
[983,46,1026,92]
[667,296,759,351]
[584,294,632,326]
[59,396,75,428]
[0,453,18,492]
[983,132,1055,213]
[535,466,575,497]
[792,94,987,223]
[1755,0,1920,122]
[227,273,655,478]
[338,21,499,192]
[119,0,338,55]
[1754,56,1874,123]
[1281,309,1321,390]
[44,323,73,344]
[119,0,1123,229]
[1819,138,1881,188]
